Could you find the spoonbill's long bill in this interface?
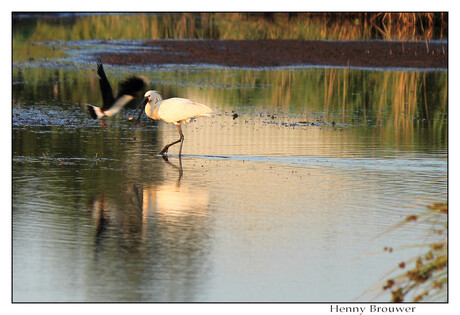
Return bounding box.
[131,90,212,156]
[86,63,147,126]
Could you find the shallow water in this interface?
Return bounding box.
[12,64,447,302]
[12,23,447,301]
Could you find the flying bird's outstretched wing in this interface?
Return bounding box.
[103,76,147,117]
[117,76,147,98]
[97,63,115,110]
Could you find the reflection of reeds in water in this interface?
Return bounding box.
[385,72,418,145]
[316,68,447,147]
[272,70,292,110]
[13,66,447,155]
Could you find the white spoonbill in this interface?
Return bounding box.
[131,90,212,156]
[86,63,147,126]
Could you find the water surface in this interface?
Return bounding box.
[12,64,447,302]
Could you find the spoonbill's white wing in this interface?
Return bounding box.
[157,98,213,124]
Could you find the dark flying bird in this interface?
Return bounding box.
[86,63,147,126]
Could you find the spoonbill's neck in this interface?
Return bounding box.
[145,101,161,120]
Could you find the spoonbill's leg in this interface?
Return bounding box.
[159,124,185,156]
[177,125,184,156]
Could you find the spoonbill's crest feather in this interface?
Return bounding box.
[145,90,163,106]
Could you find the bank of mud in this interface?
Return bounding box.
[95,40,447,69]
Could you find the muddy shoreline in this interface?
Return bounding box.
[96,40,447,69]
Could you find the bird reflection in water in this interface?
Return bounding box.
[136,156,210,223]
[88,157,211,300]
[91,191,110,253]
[90,156,210,255]
[161,155,183,181]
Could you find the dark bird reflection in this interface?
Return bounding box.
[92,191,110,253]
[161,154,183,180]
[87,156,211,302]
